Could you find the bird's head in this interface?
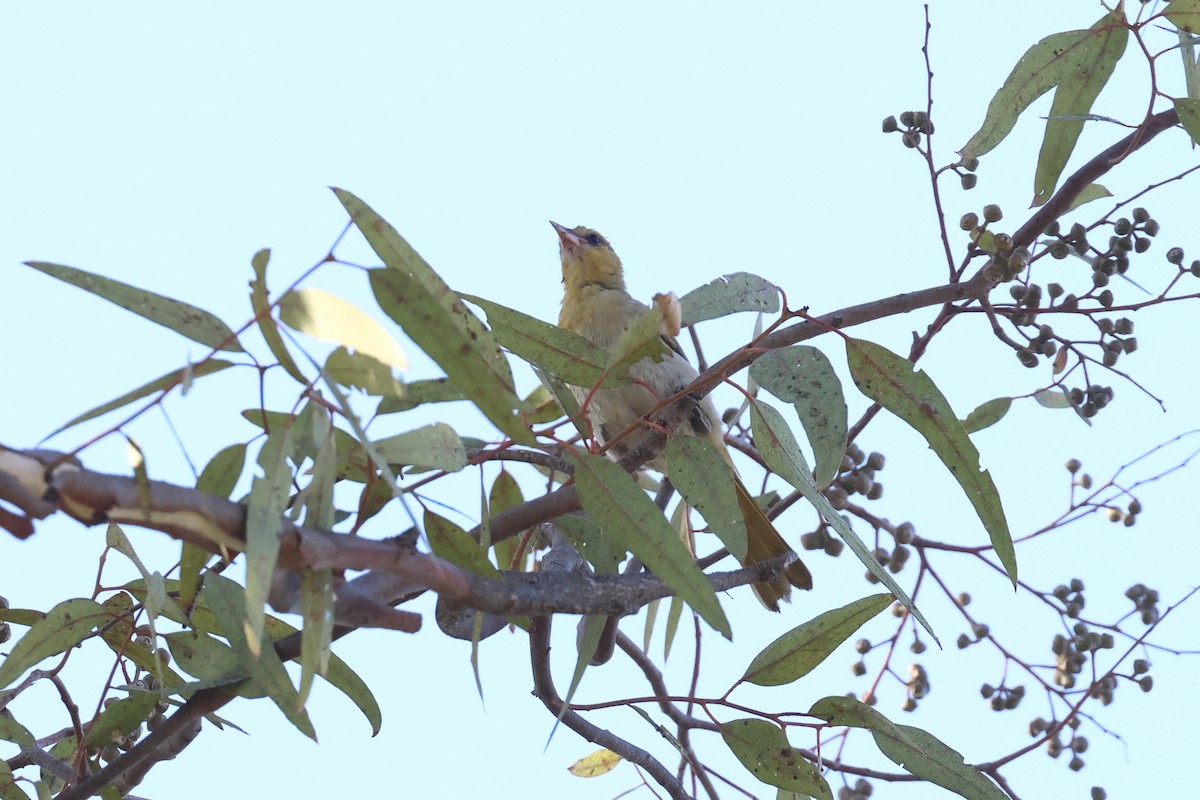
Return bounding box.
[551,221,625,291]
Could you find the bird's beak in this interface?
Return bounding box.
[550,220,583,252]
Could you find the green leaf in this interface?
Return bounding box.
[370,423,467,473]
[809,696,1005,800]
[325,347,407,397]
[0,758,33,800]
[464,295,619,388]
[1066,183,1113,211]
[720,718,832,798]
[665,436,747,560]
[333,189,531,445]
[845,338,1015,587]
[44,359,235,439]
[554,514,624,575]
[0,599,108,689]
[679,272,781,325]
[147,576,380,733]
[1033,387,1073,408]
[164,630,255,696]
[750,346,848,487]
[1166,0,1200,34]
[376,378,467,414]
[197,442,248,498]
[244,421,294,658]
[750,400,937,644]
[960,397,1012,434]
[0,715,35,748]
[606,306,673,378]
[249,249,307,383]
[490,470,525,570]
[960,12,1128,165]
[572,452,730,638]
[1175,97,1200,145]
[743,594,892,686]
[1032,11,1128,205]
[24,262,244,352]
[533,366,589,440]
[425,510,501,578]
[280,288,409,369]
[202,575,316,738]
[83,694,160,749]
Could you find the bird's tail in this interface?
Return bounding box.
[734,477,813,611]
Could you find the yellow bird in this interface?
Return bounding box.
[552,221,812,610]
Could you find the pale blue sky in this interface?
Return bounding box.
[3,3,1197,799]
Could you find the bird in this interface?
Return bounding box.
[552,221,812,610]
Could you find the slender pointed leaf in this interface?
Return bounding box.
[750,346,847,487]
[44,359,235,439]
[203,575,315,738]
[845,338,1015,586]
[243,421,294,657]
[371,423,467,473]
[1033,11,1128,205]
[334,188,531,444]
[743,593,892,686]
[665,436,747,560]
[606,307,673,377]
[249,249,307,383]
[750,400,937,643]
[25,261,243,352]
[573,452,729,637]
[960,11,1128,164]
[809,696,1005,800]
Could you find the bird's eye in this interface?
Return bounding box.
[586,233,602,246]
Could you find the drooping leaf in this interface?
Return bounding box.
[243,421,294,658]
[249,249,307,383]
[750,346,848,487]
[573,451,730,637]
[333,188,531,444]
[720,718,832,798]
[809,696,1005,800]
[665,436,747,560]
[279,287,408,369]
[202,574,316,738]
[24,262,244,352]
[1033,387,1073,408]
[679,272,781,325]
[750,400,937,643]
[960,11,1128,166]
[44,359,236,439]
[743,593,892,686]
[960,397,1012,434]
[0,599,108,689]
[490,470,525,570]
[1032,10,1128,205]
[845,338,1015,587]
